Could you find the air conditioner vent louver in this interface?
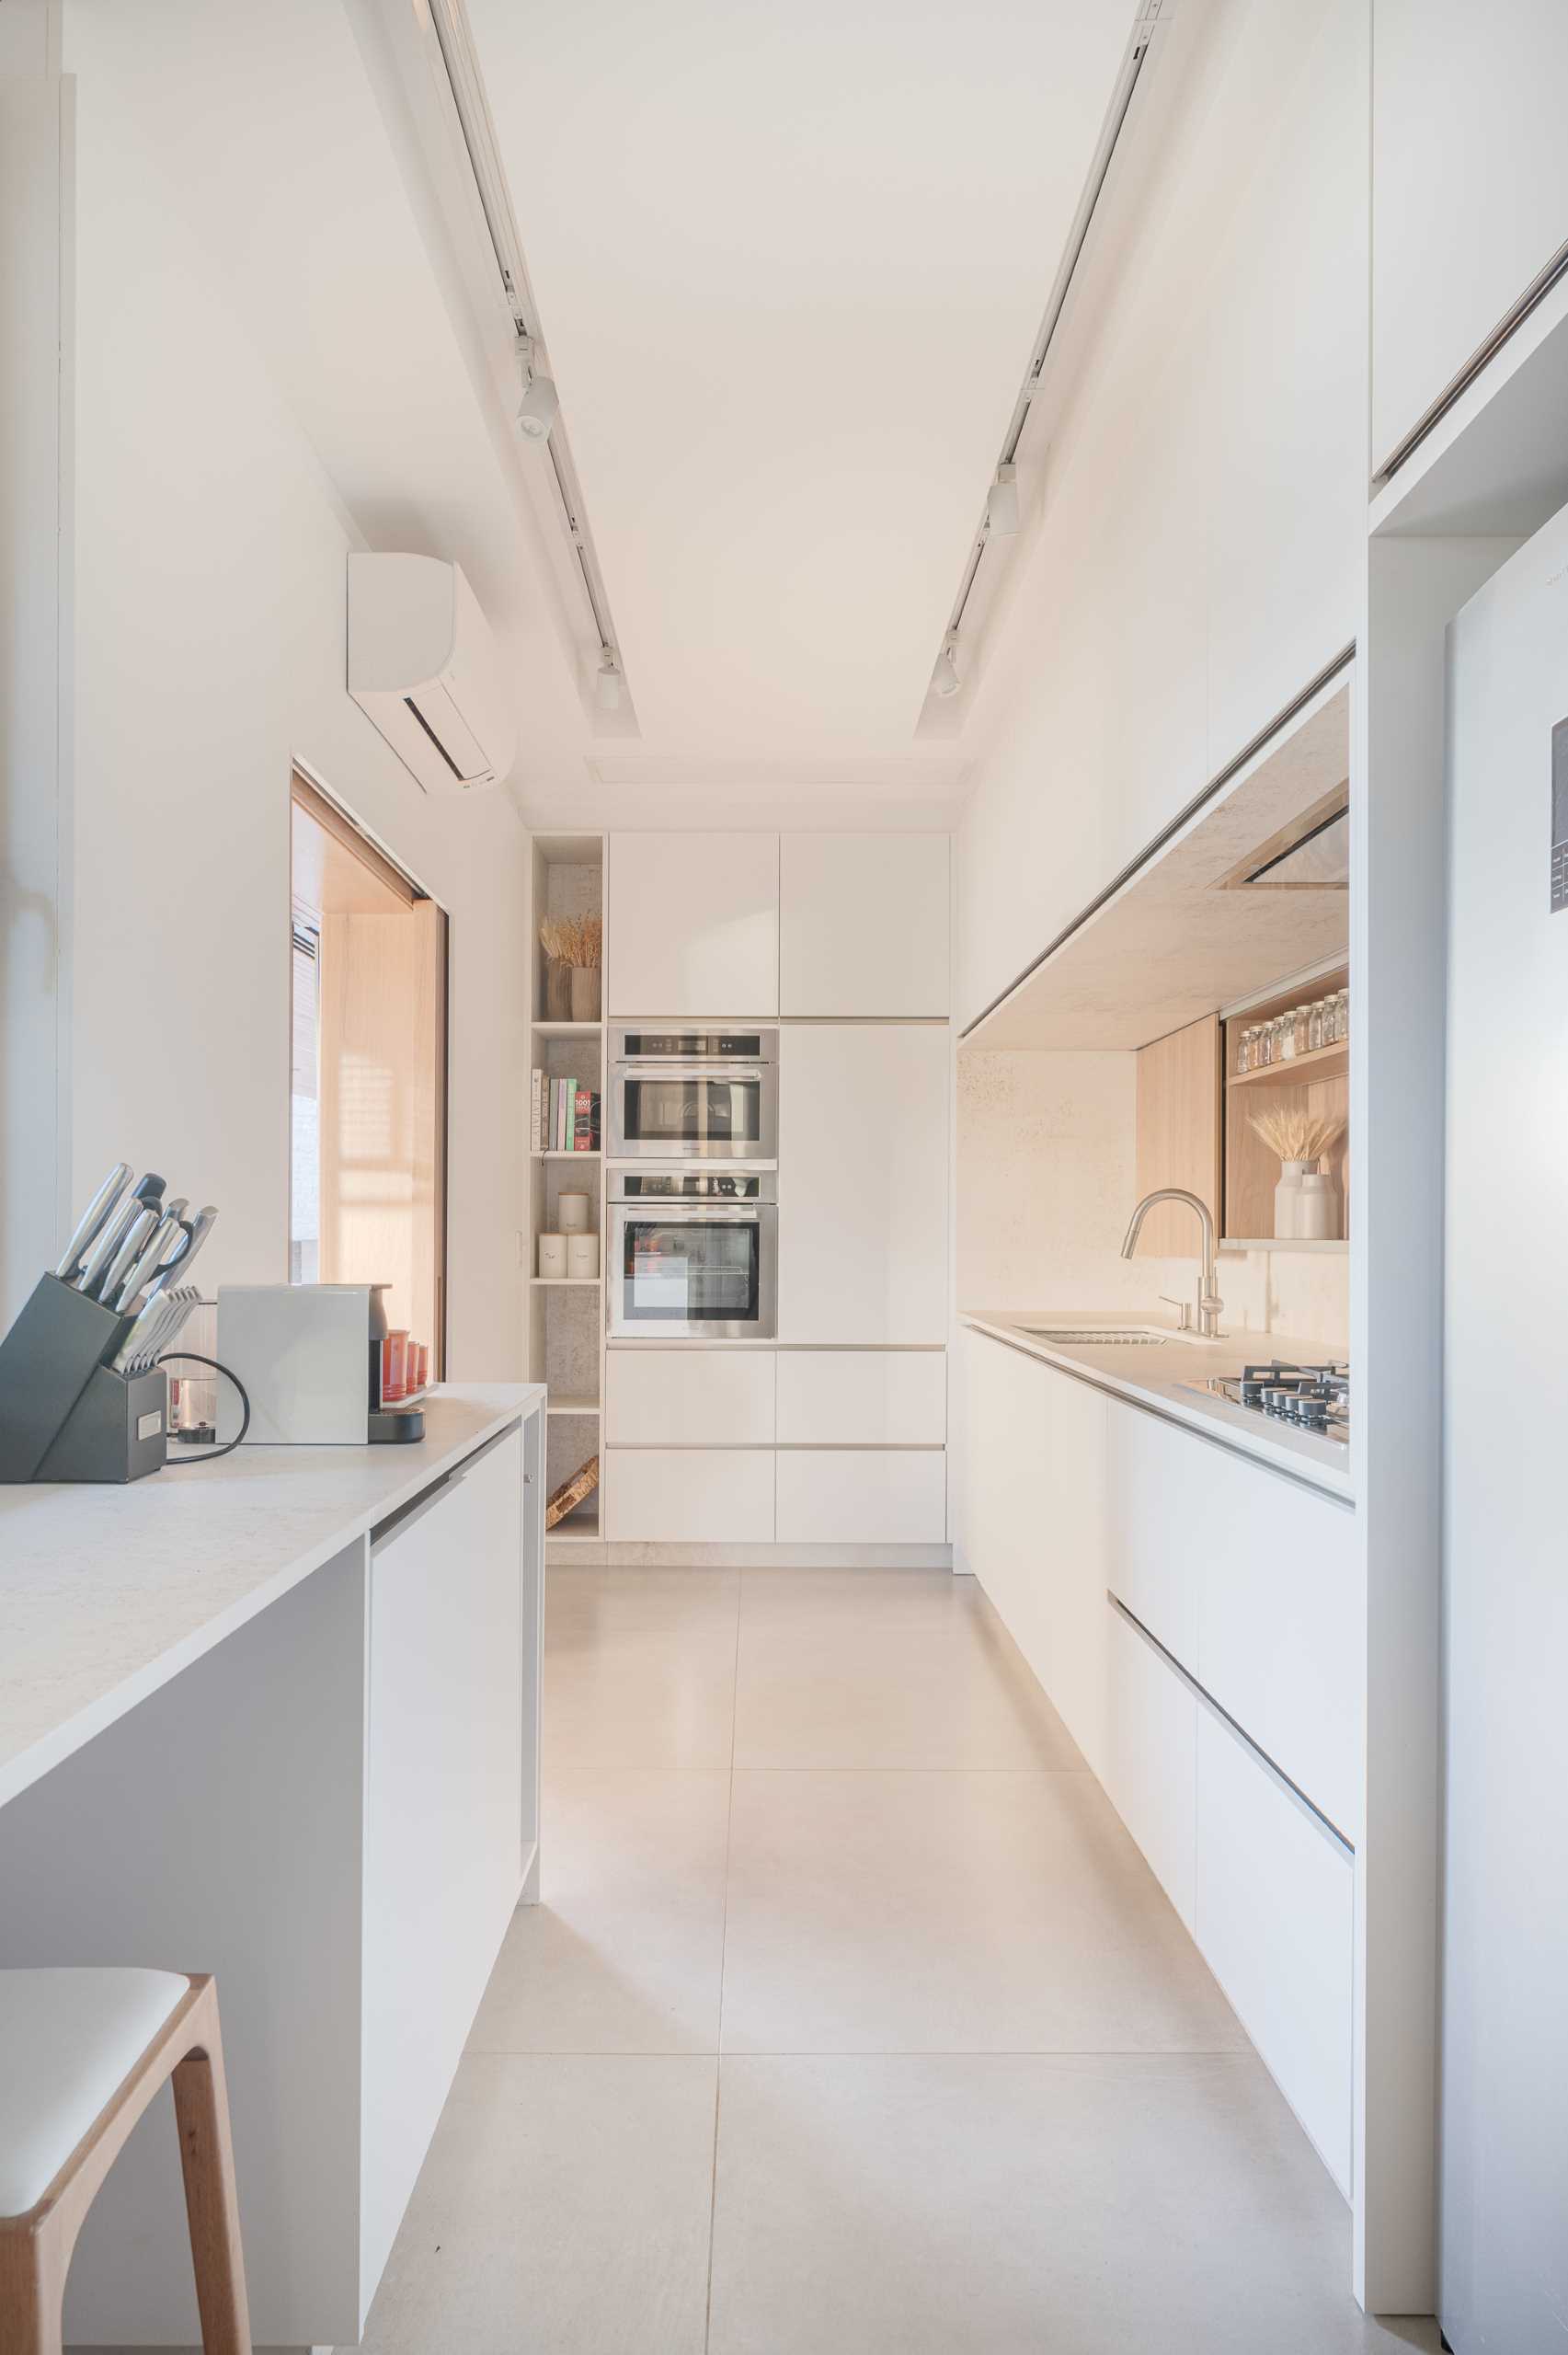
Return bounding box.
[348,553,516,797]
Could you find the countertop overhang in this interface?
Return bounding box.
[0,1384,545,1808]
[960,1312,1353,1503]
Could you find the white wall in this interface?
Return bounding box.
[60,12,531,1376]
[0,8,71,1328]
[956,0,1366,1033]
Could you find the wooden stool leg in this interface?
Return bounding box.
[170,1988,252,2355]
[0,2223,64,2355]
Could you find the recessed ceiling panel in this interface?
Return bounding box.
[468,0,1133,756]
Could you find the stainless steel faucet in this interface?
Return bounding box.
[1120,1189,1225,1338]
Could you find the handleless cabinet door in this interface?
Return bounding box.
[777,1024,947,1344]
[607,832,779,1017]
[606,1348,775,1445]
[779,834,949,1016]
[775,1448,946,1544]
[775,1349,945,1445]
[604,1447,774,1543]
[362,1430,524,2297]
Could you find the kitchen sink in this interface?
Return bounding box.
[1019,1325,1214,1347]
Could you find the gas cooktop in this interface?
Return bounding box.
[1183,1361,1350,1442]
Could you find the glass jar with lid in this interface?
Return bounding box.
[1278,1012,1296,1061]
[1308,999,1325,1051]
[1236,1027,1253,1074]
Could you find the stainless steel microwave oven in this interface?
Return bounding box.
[607,1170,777,1340]
[608,1028,778,1163]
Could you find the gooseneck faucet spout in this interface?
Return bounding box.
[1120,1188,1225,1339]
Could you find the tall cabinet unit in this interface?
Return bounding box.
[529,834,607,1548]
[585,829,953,1560]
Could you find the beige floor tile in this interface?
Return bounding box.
[357,2053,717,2355]
[721,1767,1246,2054]
[467,1766,730,2053]
[734,1568,1083,1769]
[708,2053,1438,2355]
[545,1567,739,1770]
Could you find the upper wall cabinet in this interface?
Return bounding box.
[607,833,779,1017]
[1372,0,1568,466]
[778,1024,947,1344]
[779,834,949,1017]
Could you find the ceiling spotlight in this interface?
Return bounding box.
[515,334,558,443]
[933,637,962,700]
[594,650,622,713]
[987,463,1021,537]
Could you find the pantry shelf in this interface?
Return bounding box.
[530,1276,603,1289]
[1228,1040,1347,1089]
[532,1150,602,1161]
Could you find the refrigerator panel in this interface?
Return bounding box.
[1443,501,1568,2353]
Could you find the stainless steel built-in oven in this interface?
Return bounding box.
[607,1170,778,1340]
[609,1028,778,1163]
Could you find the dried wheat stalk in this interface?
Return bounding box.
[539,913,602,969]
[1247,1105,1344,1165]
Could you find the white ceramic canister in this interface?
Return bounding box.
[567,1232,600,1280]
[1297,1169,1339,1241]
[557,1191,590,1234]
[1273,1158,1309,1241]
[538,1232,567,1279]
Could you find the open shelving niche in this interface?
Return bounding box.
[529,833,607,1544]
[1219,957,1349,1244]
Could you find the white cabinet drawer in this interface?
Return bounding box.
[1104,1396,1357,1837]
[606,1349,775,1446]
[1104,1606,1196,1932]
[779,833,949,1017]
[775,1350,945,1445]
[775,1449,946,1544]
[604,1448,774,1543]
[1195,1709,1353,2194]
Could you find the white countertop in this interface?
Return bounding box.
[0,1384,544,1809]
[960,1312,1353,1502]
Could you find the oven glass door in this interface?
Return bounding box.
[617,1072,765,1156]
[611,1208,773,1338]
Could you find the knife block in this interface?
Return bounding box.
[0,1271,162,1482]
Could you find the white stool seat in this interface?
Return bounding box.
[0,1967,189,2217]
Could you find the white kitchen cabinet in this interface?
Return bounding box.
[779,833,950,1017]
[958,1328,1108,1777]
[1195,1709,1354,2195]
[607,832,779,1016]
[361,1428,524,2294]
[778,1025,947,1345]
[775,1448,946,1545]
[1372,0,1568,468]
[1104,1396,1358,1842]
[1104,1605,1197,1933]
[606,1347,775,1446]
[1201,0,1363,768]
[775,1349,945,1445]
[604,1446,774,1543]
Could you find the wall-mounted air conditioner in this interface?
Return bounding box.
[348,553,516,796]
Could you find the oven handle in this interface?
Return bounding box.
[615,1207,769,1225]
[612,1060,769,1078]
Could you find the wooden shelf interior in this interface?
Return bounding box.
[532,834,603,1027]
[1221,963,1348,1241]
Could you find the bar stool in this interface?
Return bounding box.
[0,1969,251,2355]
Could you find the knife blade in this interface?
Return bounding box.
[55,1164,132,1281]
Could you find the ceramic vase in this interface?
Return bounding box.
[544,958,572,1019]
[570,964,601,1021]
[1273,1158,1309,1241]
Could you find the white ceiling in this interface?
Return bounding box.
[466,0,1134,777]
